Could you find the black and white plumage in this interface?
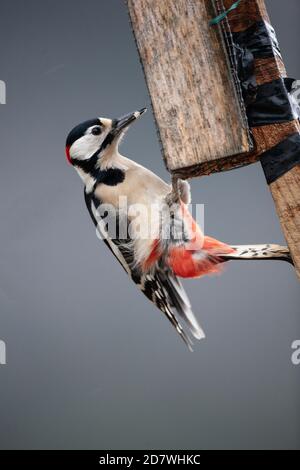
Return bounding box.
[84,190,200,350]
[66,108,292,349]
[66,109,205,348]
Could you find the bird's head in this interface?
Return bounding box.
[65,108,147,166]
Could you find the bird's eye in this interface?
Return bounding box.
[91,126,101,136]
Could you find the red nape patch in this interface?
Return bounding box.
[65,146,72,165]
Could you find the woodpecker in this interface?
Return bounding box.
[66,108,292,349]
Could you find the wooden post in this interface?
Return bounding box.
[127,0,300,279]
[127,0,252,173]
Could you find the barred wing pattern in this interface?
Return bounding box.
[84,191,203,349]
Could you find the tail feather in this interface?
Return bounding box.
[158,268,205,340]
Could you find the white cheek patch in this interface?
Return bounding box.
[70,128,109,160]
[70,135,99,160]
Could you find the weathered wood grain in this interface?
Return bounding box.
[127,0,251,173]
[270,165,300,276]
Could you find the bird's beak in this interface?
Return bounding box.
[112,107,147,137]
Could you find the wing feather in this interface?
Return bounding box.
[84,191,202,349]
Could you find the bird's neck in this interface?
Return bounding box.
[75,151,128,192]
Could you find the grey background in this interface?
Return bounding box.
[0,0,299,450]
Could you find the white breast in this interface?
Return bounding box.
[94,154,171,267]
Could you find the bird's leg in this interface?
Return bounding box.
[221,244,293,264]
[165,175,180,206]
[165,177,191,206]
